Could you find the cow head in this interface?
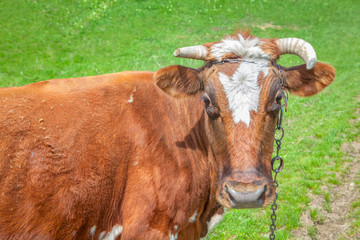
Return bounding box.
[154,33,335,209]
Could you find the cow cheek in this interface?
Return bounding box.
[204,117,228,156]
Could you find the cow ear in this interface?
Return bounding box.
[283,62,336,97]
[154,65,203,98]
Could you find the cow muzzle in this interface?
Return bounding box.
[217,171,275,209]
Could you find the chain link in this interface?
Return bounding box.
[215,58,257,65]
[269,105,285,240]
[270,65,287,240]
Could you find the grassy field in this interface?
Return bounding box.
[1,0,359,239]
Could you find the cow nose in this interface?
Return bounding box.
[225,184,266,209]
[218,171,275,209]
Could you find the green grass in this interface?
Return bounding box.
[323,191,332,213]
[310,208,323,225]
[1,0,359,239]
[307,226,318,240]
[349,171,360,236]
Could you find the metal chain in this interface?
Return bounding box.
[269,65,286,240]
[215,58,257,65]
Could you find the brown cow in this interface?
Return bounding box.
[0,32,335,239]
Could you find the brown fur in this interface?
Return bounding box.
[283,62,336,96]
[154,65,203,98]
[260,38,282,61]
[0,32,335,240]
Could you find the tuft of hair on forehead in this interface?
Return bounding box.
[233,29,280,61]
[210,31,271,62]
[229,28,252,39]
[208,29,280,61]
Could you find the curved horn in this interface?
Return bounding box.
[276,38,317,70]
[173,45,208,60]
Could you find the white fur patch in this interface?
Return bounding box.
[200,209,226,240]
[127,93,134,103]
[189,210,198,223]
[207,210,226,233]
[212,34,270,126]
[98,231,106,240]
[99,225,123,240]
[89,225,96,236]
[219,62,268,126]
[169,233,178,240]
[127,87,136,104]
[211,34,270,127]
[211,34,270,61]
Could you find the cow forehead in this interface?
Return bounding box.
[210,34,270,61]
[218,63,269,126]
[209,35,271,126]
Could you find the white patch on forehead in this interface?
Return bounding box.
[219,61,269,126]
[98,225,123,240]
[211,34,270,61]
[189,210,198,223]
[212,34,270,126]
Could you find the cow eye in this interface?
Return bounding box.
[200,93,211,107]
[268,93,283,112]
[275,95,282,104]
[204,97,211,107]
[200,93,220,119]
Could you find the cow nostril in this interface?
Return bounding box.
[225,185,235,202]
[225,184,266,209]
[258,185,267,205]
